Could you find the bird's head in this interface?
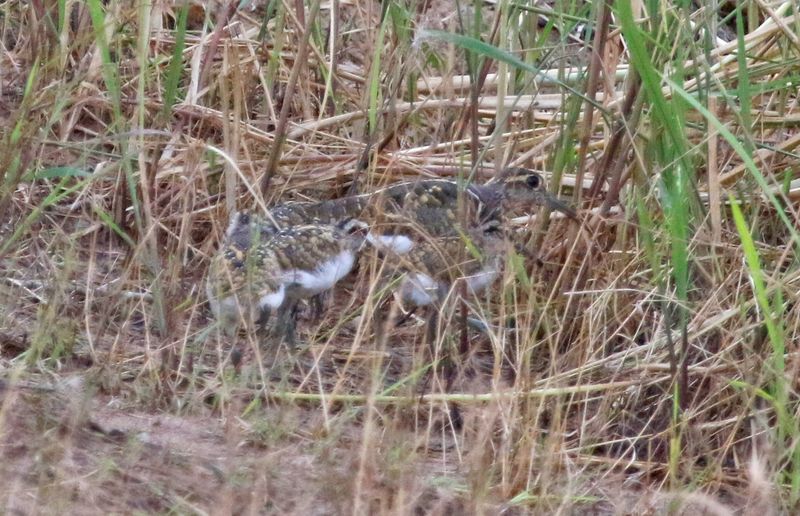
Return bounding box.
[337,218,371,250]
[224,210,277,251]
[496,167,577,219]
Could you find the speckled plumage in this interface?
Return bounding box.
[253,168,575,251]
[209,169,575,344]
[207,215,368,344]
[393,222,508,309]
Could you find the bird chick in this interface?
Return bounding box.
[395,219,507,310]
[207,213,369,346]
[382,219,509,346]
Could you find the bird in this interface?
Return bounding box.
[397,221,505,306]
[206,212,369,347]
[385,218,509,343]
[249,167,576,254]
[210,169,577,344]
[238,168,577,331]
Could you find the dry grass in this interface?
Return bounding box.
[2,0,800,513]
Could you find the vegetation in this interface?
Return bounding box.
[1,0,799,513]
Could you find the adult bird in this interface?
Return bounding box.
[250,167,576,254]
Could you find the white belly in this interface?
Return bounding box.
[400,272,443,307]
[282,250,356,295]
[367,233,415,254]
[465,266,499,294]
[399,263,499,308]
[258,283,286,309]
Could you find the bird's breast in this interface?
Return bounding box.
[280,249,357,295]
[258,283,286,309]
[399,272,443,307]
[463,264,500,294]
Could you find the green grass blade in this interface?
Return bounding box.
[666,78,800,254]
[87,0,123,122]
[92,205,137,248]
[728,195,784,376]
[367,9,389,134]
[24,167,92,181]
[419,29,606,116]
[735,5,753,135]
[616,2,692,174]
[162,1,190,116]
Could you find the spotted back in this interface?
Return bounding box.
[267,222,360,271]
[398,220,506,283]
[268,196,372,232]
[240,168,573,254]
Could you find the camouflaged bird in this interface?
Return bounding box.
[393,219,507,310]
[382,218,510,342]
[206,212,369,346]
[251,168,576,254]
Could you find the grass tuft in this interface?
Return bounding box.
[2,0,800,513]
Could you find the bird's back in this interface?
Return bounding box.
[401,227,505,283]
[262,178,502,241]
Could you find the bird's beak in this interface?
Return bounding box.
[543,194,578,220]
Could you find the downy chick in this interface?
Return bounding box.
[396,220,507,310]
[207,212,368,346]
[386,219,508,343]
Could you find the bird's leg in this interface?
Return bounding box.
[284,304,298,348]
[457,282,469,358]
[419,283,450,393]
[415,305,441,398]
[274,300,299,349]
[309,292,328,322]
[393,305,418,327]
[255,306,272,337]
[290,300,302,321]
[441,282,469,394]
[424,306,439,355]
[253,306,273,360]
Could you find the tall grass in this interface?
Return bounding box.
[1,0,800,513]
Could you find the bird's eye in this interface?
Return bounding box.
[526,174,541,189]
